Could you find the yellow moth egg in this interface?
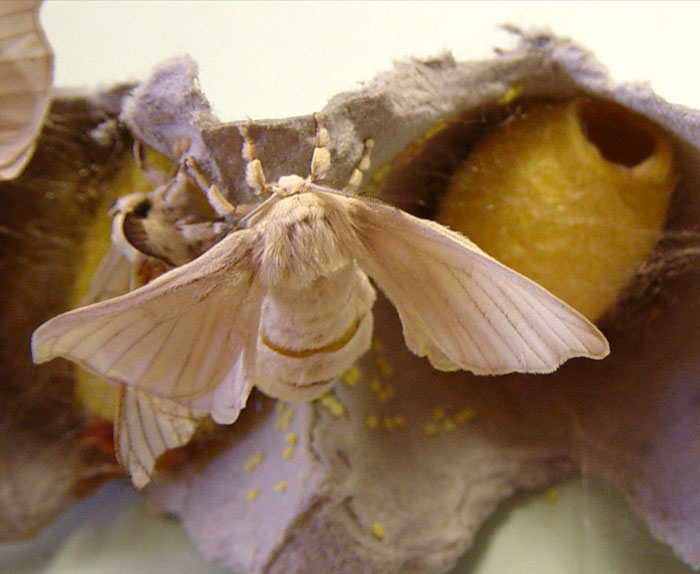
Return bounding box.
[381,415,405,431]
[274,403,295,430]
[371,338,384,353]
[441,418,457,432]
[436,98,675,321]
[382,416,397,431]
[364,414,380,429]
[369,378,383,393]
[319,393,346,418]
[371,522,385,541]
[454,407,476,424]
[376,385,395,403]
[375,356,393,378]
[243,453,264,473]
[341,365,361,387]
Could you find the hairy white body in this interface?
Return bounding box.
[245,184,376,400]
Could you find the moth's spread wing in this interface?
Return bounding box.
[115,386,203,489]
[347,198,609,374]
[0,0,53,179]
[32,230,263,413]
[79,245,133,306]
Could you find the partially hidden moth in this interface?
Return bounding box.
[32,115,609,486]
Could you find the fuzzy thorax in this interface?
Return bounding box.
[255,189,361,286]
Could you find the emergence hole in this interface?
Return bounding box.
[577,99,656,167]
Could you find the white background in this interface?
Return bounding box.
[43,0,700,120]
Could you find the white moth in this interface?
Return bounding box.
[0,0,53,180]
[33,114,609,434]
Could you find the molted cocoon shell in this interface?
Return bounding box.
[71,150,177,421]
[437,98,675,321]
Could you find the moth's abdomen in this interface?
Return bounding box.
[255,262,376,402]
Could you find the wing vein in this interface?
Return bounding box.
[470,270,548,367]
[134,392,160,465]
[107,317,176,378]
[167,309,206,397]
[61,313,125,356]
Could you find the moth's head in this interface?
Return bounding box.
[276,174,306,197]
[107,191,149,217]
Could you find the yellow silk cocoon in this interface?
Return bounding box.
[72,151,172,420]
[437,98,675,321]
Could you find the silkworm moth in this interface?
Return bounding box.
[32,114,609,432]
[0,0,53,180]
[82,156,228,306]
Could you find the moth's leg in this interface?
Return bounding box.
[343,138,374,194]
[155,138,195,206]
[132,140,171,187]
[309,112,331,182]
[239,125,268,196]
[172,137,191,160]
[182,157,237,219]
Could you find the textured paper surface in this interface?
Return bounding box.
[124,30,700,573]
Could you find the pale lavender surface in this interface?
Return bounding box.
[117,31,700,573]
